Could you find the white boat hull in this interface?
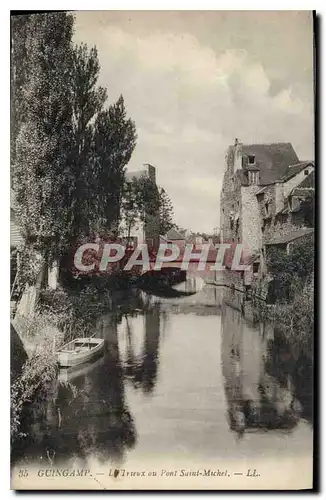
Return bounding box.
[58,356,105,382]
[57,338,104,368]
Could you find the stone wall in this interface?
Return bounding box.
[241,186,262,254]
[262,212,307,245]
[220,149,242,244]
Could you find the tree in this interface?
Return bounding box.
[120,175,160,245]
[13,12,75,264]
[67,43,108,241]
[267,238,314,302]
[158,187,174,235]
[91,96,137,237]
[11,14,31,168]
[120,179,142,244]
[11,13,137,287]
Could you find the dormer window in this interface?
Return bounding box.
[248,154,255,165]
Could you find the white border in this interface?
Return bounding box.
[2,4,324,498]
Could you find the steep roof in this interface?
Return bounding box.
[280,161,314,182]
[296,169,315,188]
[255,185,270,196]
[241,142,299,185]
[291,187,314,197]
[165,228,185,240]
[245,253,260,265]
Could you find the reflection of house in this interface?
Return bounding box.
[221,301,301,436]
[220,139,314,278]
[118,307,161,394]
[123,164,159,247]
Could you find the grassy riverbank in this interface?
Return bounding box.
[11,312,64,445]
[10,281,146,445]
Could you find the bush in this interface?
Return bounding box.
[267,238,314,302]
[273,277,314,360]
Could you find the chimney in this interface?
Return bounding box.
[234,139,242,173]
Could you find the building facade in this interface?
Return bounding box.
[220,139,314,278]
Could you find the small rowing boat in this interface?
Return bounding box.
[56,337,104,368]
[58,355,105,382]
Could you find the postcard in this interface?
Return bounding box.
[10,10,315,490]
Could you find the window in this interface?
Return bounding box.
[248,154,255,165]
[230,218,234,230]
[304,169,309,175]
[253,262,259,274]
[265,202,269,216]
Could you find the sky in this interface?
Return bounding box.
[73,11,314,233]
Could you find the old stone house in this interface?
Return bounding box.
[220,139,314,281]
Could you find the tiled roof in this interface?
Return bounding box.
[241,142,299,185]
[256,185,270,196]
[245,253,260,265]
[165,228,185,240]
[265,228,314,246]
[280,161,314,182]
[296,170,315,188]
[291,187,314,197]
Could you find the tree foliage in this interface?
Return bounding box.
[12,13,75,262]
[158,187,174,235]
[11,13,137,275]
[267,237,314,302]
[120,175,160,243]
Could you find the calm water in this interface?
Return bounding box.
[13,280,313,469]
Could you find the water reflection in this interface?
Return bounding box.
[121,306,161,394]
[14,316,136,467]
[221,301,311,438]
[12,285,312,468]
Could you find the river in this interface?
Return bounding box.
[12,278,313,484]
